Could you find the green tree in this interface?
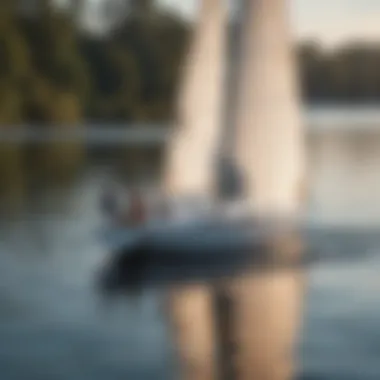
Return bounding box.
[0,3,28,208]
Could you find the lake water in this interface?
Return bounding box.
[1,109,380,379]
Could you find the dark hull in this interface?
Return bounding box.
[97,215,312,294]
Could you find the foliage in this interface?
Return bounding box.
[298,41,380,103]
[0,0,188,126]
[1,1,380,126]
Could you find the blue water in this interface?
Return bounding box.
[0,170,379,380]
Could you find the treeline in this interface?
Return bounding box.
[3,0,380,128]
[0,0,188,126]
[2,0,380,128]
[299,42,380,103]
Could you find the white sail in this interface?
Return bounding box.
[163,0,227,200]
[233,0,305,215]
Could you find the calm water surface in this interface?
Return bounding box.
[1,166,380,378]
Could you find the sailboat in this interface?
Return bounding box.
[97,0,306,379]
[97,0,306,291]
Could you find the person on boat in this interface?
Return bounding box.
[119,188,147,227]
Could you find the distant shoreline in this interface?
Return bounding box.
[2,107,380,143]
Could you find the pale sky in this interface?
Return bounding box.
[159,0,380,46]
